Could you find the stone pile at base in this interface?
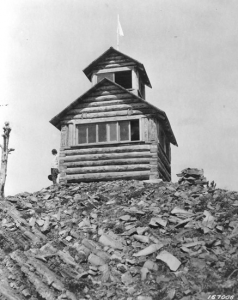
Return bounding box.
[177,168,209,186]
[0,171,237,300]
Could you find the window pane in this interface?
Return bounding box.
[130,120,140,141]
[88,124,96,143]
[78,125,87,144]
[98,123,107,142]
[120,121,129,141]
[109,122,117,141]
[115,71,132,89]
[97,73,114,83]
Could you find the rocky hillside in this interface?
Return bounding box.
[0,176,238,300]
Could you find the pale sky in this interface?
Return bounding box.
[1,0,238,196]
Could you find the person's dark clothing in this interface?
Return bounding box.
[51,168,59,184]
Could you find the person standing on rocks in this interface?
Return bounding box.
[51,149,59,187]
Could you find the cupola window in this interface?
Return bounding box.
[96,70,132,89]
[115,71,132,89]
[97,73,113,83]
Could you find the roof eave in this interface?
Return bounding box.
[161,113,178,147]
[49,80,111,130]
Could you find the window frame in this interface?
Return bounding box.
[96,72,114,83]
[114,70,132,89]
[96,70,133,90]
[76,119,140,146]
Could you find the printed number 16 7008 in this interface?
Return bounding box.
[207,296,234,300]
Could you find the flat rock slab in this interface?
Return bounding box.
[143,179,163,184]
[156,250,181,271]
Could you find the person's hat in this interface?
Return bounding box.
[48,175,53,181]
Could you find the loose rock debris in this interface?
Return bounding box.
[177,168,213,187]
[0,176,238,300]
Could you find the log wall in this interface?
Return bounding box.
[59,81,164,145]
[92,53,136,72]
[59,143,152,183]
[57,76,170,183]
[157,143,171,182]
[59,141,172,184]
[59,83,164,123]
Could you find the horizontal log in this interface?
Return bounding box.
[73,114,146,124]
[83,94,132,103]
[95,62,136,70]
[64,144,151,156]
[97,59,131,66]
[66,171,150,182]
[66,141,149,149]
[64,157,151,167]
[60,113,160,126]
[66,164,151,174]
[103,54,124,61]
[63,152,152,162]
[100,62,136,68]
[90,89,126,97]
[101,55,127,61]
[77,99,141,109]
[68,103,148,115]
[93,84,121,92]
[96,66,133,74]
[63,109,159,121]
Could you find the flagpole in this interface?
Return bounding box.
[117,14,124,50]
[117,14,119,50]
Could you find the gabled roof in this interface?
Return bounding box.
[83,47,152,88]
[49,78,177,146]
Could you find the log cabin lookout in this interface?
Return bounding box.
[50,47,178,183]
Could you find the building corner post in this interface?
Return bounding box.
[149,140,159,179]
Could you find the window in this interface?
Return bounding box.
[78,125,87,144]
[77,120,140,145]
[78,124,96,144]
[97,73,113,83]
[131,120,140,141]
[119,121,129,141]
[98,123,107,142]
[109,122,117,141]
[88,124,96,143]
[96,70,132,89]
[115,71,132,89]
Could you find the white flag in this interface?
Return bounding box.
[117,15,124,36]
